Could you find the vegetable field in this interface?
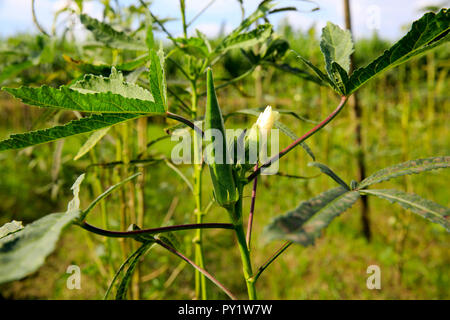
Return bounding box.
[0,0,449,300]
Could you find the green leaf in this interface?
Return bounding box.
[217,24,273,54]
[171,36,210,58]
[358,156,450,189]
[232,1,275,35]
[0,221,24,239]
[330,61,350,95]
[116,241,153,300]
[294,51,337,89]
[70,67,154,101]
[80,14,146,51]
[360,189,449,231]
[0,69,164,151]
[3,85,164,114]
[0,113,140,151]
[347,9,450,95]
[0,60,34,84]
[320,22,354,74]
[308,162,350,189]
[83,173,141,219]
[0,210,80,284]
[0,175,85,284]
[319,22,354,94]
[74,127,111,160]
[63,54,149,75]
[263,187,360,245]
[149,45,167,108]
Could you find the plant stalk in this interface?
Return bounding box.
[343,0,371,241]
[229,185,257,300]
[190,81,208,300]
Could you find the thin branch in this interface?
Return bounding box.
[31,0,50,36]
[246,166,258,249]
[199,66,256,96]
[80,221,235,239]
[167,86,192,114]
[167,57,192,80]
[155,238,237,300]
[247,96,348,182]
[164,159,194,193]
[86,157,165,169]
[187,0,217,27]
[139,0,178,47]
[166,111,204,137]
[251,241,292,283]
[275,172,320,179]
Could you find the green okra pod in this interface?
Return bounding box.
[204,68,239,211]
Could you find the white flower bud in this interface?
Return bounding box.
[256,106,279,135]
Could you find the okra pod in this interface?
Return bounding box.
[204,68,238,211]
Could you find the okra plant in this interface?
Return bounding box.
[0,1,449,300]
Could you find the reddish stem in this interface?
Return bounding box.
[80,221,234,238]
[247,96,348,182]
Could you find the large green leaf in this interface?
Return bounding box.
[308,162,350,190]
[360,189,449,231]
[80,14,147,51]
[0,113,140,151]
[3,69,164,114]
[70,67,154,100]
[320,21,354,77]
[264,187,360,245]
[347,9,450,95]
[0,211,80,284]
[0,175,85,284]
[358,156,450,189]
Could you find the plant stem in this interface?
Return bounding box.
[247,96,348,182]
[80,221,234,238]
[251,241,292,283]
[166,111,204,137]
[186,80,208,299]
[230,186,257,300]
[344,0,371,241]
[31,0,50,36]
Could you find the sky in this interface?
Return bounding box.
[0,0,446,41]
